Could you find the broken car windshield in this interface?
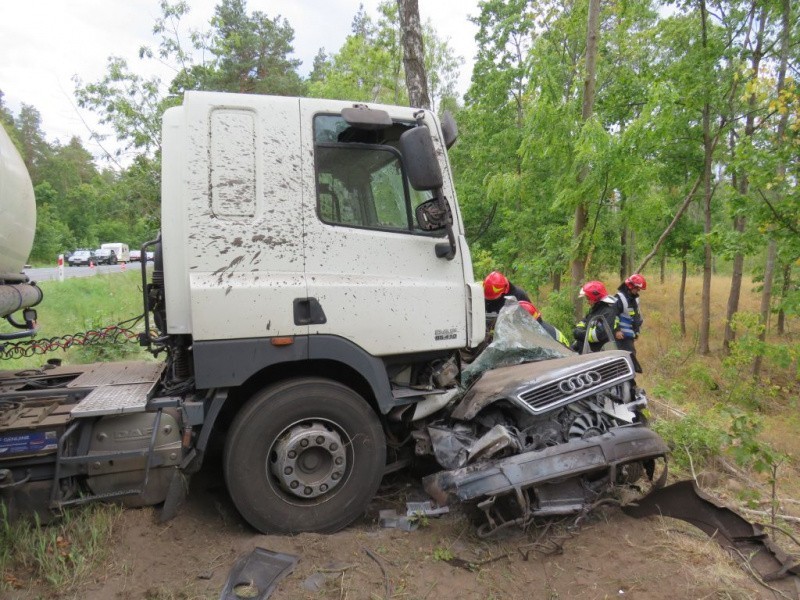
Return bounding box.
[462,299,573,387]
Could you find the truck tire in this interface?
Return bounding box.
[224,378,386,534]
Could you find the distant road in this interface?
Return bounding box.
[24,262,152,282]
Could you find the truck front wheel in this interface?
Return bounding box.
[224,378,386,534]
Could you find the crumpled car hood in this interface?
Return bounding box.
[452,350,634,420]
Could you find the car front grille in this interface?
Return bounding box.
[516,357,633,414]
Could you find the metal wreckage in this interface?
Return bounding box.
[400,299,669,535]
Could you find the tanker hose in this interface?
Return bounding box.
[0,282,43,319]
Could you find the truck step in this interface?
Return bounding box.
[57,488,143,507]
[66,361,164,389]
[70,383,154,418]
[69,361,165,418]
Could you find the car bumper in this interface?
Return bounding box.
[423,425,669,505]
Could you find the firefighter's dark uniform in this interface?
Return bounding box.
[573,298,621,354]
[615,284,644,373]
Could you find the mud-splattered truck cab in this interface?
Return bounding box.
[159,93,484,370]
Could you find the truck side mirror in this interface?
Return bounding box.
[415,198,452,231]
[441,111,458,149]
[399,127,443,191]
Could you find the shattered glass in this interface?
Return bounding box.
[462,299,573,388]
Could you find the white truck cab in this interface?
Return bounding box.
[160,93,484,387]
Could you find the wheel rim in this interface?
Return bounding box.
[268,419,350,503]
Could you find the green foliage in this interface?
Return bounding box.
[539,288,576,341]
[722,313,800,406]
[652,413,726,472]
[204,0,305,96]
[307,1,461,111]
[721,408,787,475]
[686,362,719,392]
[74,56,172,156]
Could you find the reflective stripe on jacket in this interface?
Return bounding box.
[615,290,642,339]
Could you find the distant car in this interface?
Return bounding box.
[67,250,95,267]
[129,250,142,262]
[94,248,118,265]
[146,251,155,262]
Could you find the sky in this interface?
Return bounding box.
[0,0,480,164]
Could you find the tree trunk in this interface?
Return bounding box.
[618,141,628,283]
[699,145,713,355]
[397,0,430,110]
[753,0,791,376]
[571,204,588,320]
[660,253,666,284]
[628,229,635,274]
[680,255,688,337]
[571,0,601,320]
[620,225,628,283]
[698,0,713,356]
[723,222,745,353]
[754,240,777,375]
[777,262,791,335]
[724,4,766,356]
[552,271,562,293]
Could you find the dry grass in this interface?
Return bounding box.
[567,271,800,505]
[647,517,758,599]
[635,271,797,396]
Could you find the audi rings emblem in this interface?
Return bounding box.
[558,371,602,394]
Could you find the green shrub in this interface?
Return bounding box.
[652,414,726,472]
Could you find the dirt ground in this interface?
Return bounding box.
[7,457,785,600]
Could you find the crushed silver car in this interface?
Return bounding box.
[398,300,669,535]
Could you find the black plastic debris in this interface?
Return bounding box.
[219,547,298,600]
[624,480,800,598]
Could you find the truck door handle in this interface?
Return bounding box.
[293,298,327,325]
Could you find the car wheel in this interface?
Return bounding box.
[224,378,386,534]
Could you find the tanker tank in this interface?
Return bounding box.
[0,126,36,283]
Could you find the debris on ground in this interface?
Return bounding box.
[219,547,298,600]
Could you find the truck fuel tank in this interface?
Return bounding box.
[0,126,36,282]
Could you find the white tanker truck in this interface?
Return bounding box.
[0,93,667,534]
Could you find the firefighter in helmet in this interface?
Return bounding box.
[518,301,571,348]
[483,271,531,315]
[615,274,646,372]
[573,281,622,354]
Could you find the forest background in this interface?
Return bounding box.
[1,0,799,475]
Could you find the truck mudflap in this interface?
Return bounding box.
[423,425,669,506]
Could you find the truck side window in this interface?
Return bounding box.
[313,115,434,233]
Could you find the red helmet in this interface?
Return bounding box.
[625,274,647,291]
[579,281,608,304]
[518,301,541,320]
[483,271,510,300]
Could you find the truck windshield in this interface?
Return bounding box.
[313,115,433,233]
